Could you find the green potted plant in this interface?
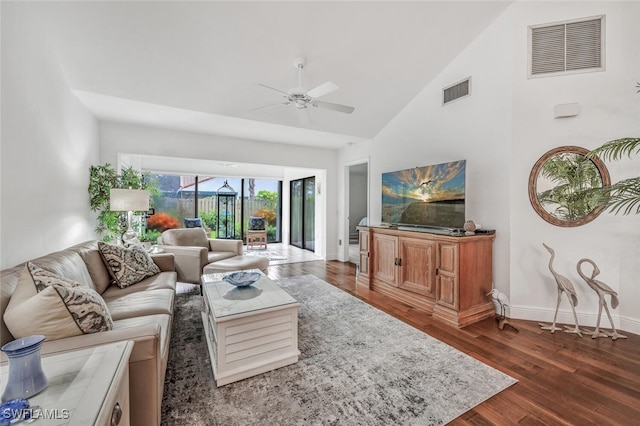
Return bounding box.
[88,163,159,242]
[588,137,640,215]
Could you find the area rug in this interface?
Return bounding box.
[243,248,287,262]
[161,275,517,425]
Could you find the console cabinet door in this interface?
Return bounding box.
[358,228,370,278]
[436,242,458,309]
[372,233,398,286]
[398,237,436,298]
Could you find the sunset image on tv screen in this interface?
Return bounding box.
[381,160,465,228]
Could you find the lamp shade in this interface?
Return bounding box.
[109,188,150,212]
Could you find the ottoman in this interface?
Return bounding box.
[203,255,269,275]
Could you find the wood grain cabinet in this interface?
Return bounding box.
[356,226,495,328]
[356,227,370,290]
[372,233,398,285]
[398,237,436,298]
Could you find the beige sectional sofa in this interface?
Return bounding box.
[0,240,177,426]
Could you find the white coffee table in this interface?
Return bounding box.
[201,270,299,386]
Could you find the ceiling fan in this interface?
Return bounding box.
[253,58,355,114]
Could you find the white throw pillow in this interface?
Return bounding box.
[3,262,113,340]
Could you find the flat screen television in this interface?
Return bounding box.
[381,160,466,229]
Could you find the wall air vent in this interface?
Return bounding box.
[529,15,604,78]
[442,77,471,105]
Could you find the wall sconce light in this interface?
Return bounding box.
[554,103,579,118]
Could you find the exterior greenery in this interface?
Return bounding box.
[537,152,603,221]
[588,137,640,215]
[200,210,218,233]
[88,163,159,242]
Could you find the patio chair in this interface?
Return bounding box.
[246,216,267,249]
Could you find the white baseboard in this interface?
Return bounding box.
[510,306,639,336]
[325,252,338,261]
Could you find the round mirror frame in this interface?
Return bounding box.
[528,145,611,227]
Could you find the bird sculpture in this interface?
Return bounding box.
[540,243,583,337]
[486,289,519,332]
[577,258,627,340]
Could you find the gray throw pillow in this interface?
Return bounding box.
[249,216,266,231]
[184,217,204,228]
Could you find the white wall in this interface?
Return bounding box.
[509,2,640,333]
[340,4,514,293]
[99,122,338,259]
[1,3,99,269]
[339,1,640,333]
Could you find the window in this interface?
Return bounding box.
[529,15,604,78]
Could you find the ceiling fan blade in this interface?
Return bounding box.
[313,100,355,114]
[258,83,291,96]
[307,81,339,99]
[250,102,289,111]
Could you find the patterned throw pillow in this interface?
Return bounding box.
[3,262,113,340]
[248,216,266,231]
[98,242,161,288]
[184,217,204,228]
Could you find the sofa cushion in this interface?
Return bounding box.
[101,271,177,298]
[161,228,208,248]
[3,263,113,340]
[75,241,112,294]
[23,248,97,293]
[39,313,171,365]
[102,289,175,321]
[203,256,269,274]
[98,242,160,288]
[207,251,239,263]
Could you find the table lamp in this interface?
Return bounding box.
[110,188,150,245]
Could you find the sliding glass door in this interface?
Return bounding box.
[242,179,282,243]
[290,176,315,251]
[144,173,281,243]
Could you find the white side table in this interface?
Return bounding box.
[0,340,133,425]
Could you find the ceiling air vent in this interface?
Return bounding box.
[529,15,604,77]
[442,77,471,105]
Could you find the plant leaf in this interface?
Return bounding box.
[588,138,640,161]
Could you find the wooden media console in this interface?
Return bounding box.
[356,226,495,328]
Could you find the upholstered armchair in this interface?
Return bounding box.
[157,228,242,283]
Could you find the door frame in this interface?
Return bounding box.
[343,158,370,262]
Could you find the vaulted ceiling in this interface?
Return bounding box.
[28,1,511,148]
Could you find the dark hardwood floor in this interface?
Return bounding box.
[267,260,640,425]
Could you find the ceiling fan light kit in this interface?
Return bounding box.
[254,57,355,114]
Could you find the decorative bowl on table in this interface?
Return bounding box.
[222,271,261,287]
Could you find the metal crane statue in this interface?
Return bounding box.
[577,258,627,340]
[486,289,519,332]
[540,243,584,337]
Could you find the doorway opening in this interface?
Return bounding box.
[347,162,368,264]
